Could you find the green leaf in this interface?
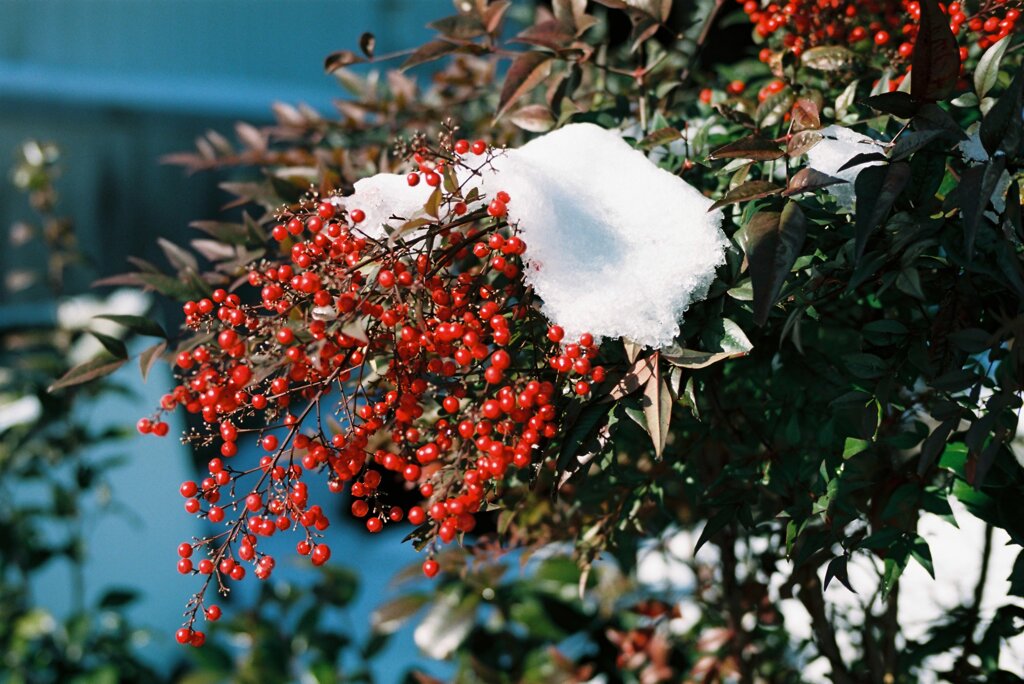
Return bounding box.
[94,314,167,339]
[960,155,1007,257]
[640,362,671,458]
[843,438,870,459]
[862,91,919,118]
[975,35,1010,99]
[89,332,127,360]
[371,594,430,635]
[911,0,960,102]
[980,62,1024,156]
[694,507,735,554]
[854,162,911,261]
[48,354,127,392]
[98,589,139,608]
[746,201,807,326]
[824,555,855,592]
[801,45,857,71]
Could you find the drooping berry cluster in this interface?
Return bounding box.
[140,131,607,646]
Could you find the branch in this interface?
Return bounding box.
[796,569,857,684]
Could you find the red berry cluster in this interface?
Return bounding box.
[141,134,608,644]
[743,0,1020,71]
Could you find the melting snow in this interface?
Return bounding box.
[806,125,886,210]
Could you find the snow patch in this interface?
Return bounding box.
[806,125,886,210]
[475,123,727,348]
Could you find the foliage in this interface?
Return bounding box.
[71,0,1024,680]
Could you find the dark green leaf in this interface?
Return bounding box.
[960,155,1007,257]
[862,91,919,118]
[746,202,807,326]
[980,62,1024,156]
[911,0,960,102]
[854,162,911,261]
[94,314,167,339]
[89,332,127,360]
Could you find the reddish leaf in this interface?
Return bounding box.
[508,104,556,132]
[139,340,167,382]
[483,0,512,34]
[49,354,128,392]
[641,359,672,458]
[511,20,575,53]
[787,130,823,157]
[790,98,821,132]
[911,0,960,102]
[497,52,553,120]
[324,50,364,73]
[709,180,783,211]
[709,134,784,161]
[428,13,486,40]
[783,168,846,196]
[401,40,460,71]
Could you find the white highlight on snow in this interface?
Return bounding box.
[476,123,728,348]
[806,125,887,210]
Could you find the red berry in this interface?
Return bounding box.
[471,140,487,155]
[350,209,365,224]
[407,172,420,186]
[422,559,440,578]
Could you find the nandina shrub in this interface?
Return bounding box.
[56,0,1024,680]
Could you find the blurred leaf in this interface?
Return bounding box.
[138,340,167,382]
[94,314,167,339]
[359,32,376,59]
[89,332,127,360]
[372,594,430,635]
[324,50,365,73]
[497,51,553,120]
[401,40,461,71]
[49,354,127,393]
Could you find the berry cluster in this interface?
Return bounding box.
[142,132,607,646]
[743,0,1020,67]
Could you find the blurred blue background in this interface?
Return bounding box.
[0,0,452,679]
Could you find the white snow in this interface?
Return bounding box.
[342,124,728,348]
[343,172,434,237]
[806,125,887,210]
[472,123,728,348]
